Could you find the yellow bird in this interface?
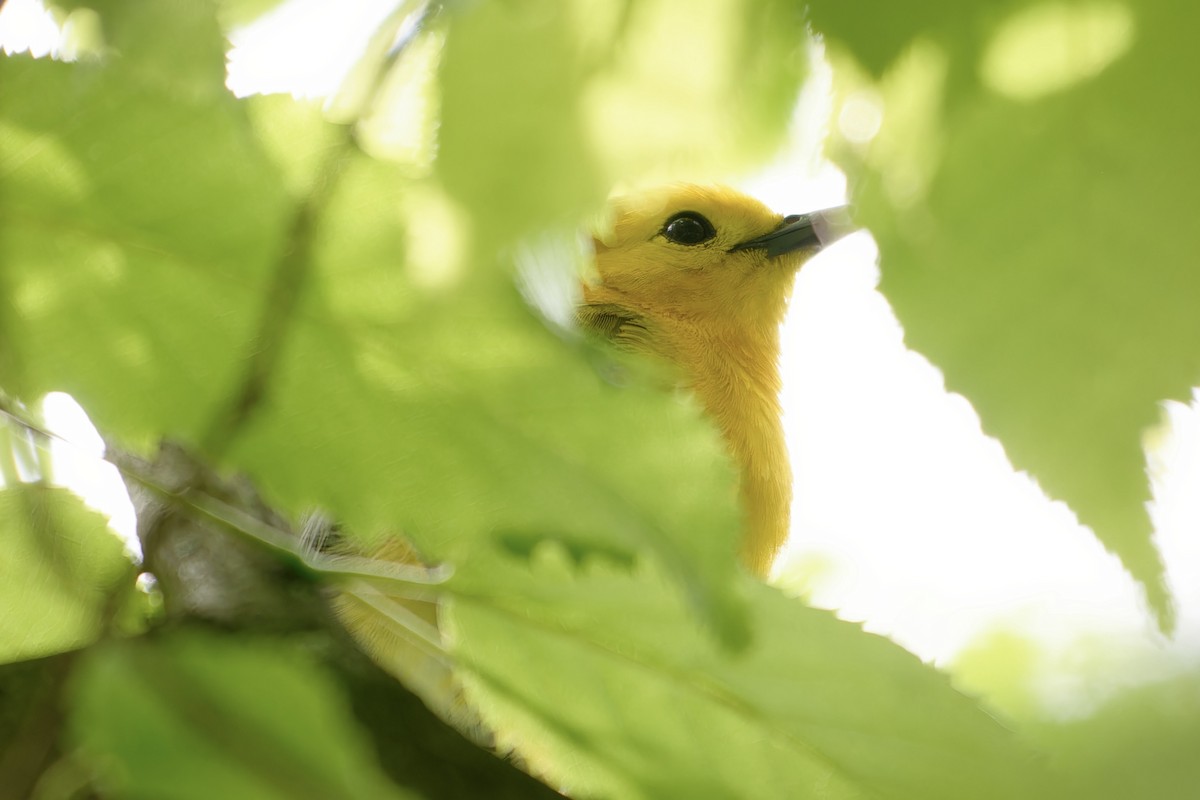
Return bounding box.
[579,184,849,575]
[335,184,849,737]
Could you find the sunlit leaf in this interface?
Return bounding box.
[216,0,292,28]
[0,485,130,662]
[435,0,808,250]
[0,4,288,445]
[821,0,1200,624]
[436,0,603,249]
[449,549,1047,800]
[579,0,808,182]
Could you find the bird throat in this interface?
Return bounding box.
[685,325,792,577]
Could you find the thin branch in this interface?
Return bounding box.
[199,137,351,457]
[200,0,436,458]
[0,403,450,594]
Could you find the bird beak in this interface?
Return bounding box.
[729,206,855,258]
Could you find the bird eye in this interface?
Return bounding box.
[661,212,716,245]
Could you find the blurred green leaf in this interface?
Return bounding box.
[244,93,346,200]
[0,8,288,445]
[577,0,808,180]
[947,627,1044,722]
[823,0,1200,624]
[436,0,808,250]
[1032,673,1200,800]
[70,633,415,800]
[809,0,1015,79]
[436,0,603,249]
[215,0,292,28]
[449,548,1047,800]
[0,485,130,662]
[50,0,230,87]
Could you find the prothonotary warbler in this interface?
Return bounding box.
[334,184,851,740]
[580,184,851,576]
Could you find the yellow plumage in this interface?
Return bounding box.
[580,184,844,575]
[337,183,847,734]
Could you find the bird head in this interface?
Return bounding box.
[580,184,850,366]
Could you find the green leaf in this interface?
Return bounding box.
[215,0,292,28]
[823,0,1200,625]
[0,485,130,662]
[448,548,1047,800]
[576,0,808,180]
[436,0,808,250]
[0,24,289,445]
[808,0,1006,79]
[70,633,415,800]
[436,0,604,249]
[1032,673,1200,800]
[244,93,346,201]
[51,0,230,91]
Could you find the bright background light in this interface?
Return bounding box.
[3,0,1198,719]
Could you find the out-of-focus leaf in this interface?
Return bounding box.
[244,93,345,200]
[215,0,292,28]
[0,485,130,662]
[353,25,442,170]
[0,652,76,799]
[448,547,1047,800]
[0,0,288,446]
[579,0,808,182]
[436,0,602,249]
[436,0,808,250]
[808,0,1014,78]
[50,0,229,90]
[70,633,415,800]
[1032,673,1200,800]
[823,0,1200,624]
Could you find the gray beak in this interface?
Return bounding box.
[729,206,855,257]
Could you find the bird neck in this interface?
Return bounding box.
[685,323,791,577]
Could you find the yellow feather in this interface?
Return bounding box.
[338,183,840,737]
[582,184,821,575]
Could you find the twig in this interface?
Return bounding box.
[200,1,437,457]
[0,402,450,594]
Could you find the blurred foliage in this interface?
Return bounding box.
[822,0,1200,627]
[0,0,287,445]
[1033,673,1200,799]
[0,0,1196,797]
[0,485,130,662]
[70,633,413,800]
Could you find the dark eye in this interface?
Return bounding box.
[662,211,716,245]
